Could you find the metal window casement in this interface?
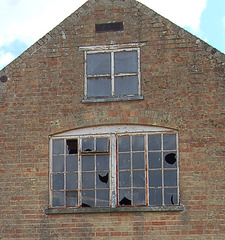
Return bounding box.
[79,43,146,102]
[49,125,180,211]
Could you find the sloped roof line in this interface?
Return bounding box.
[0,0,225,76]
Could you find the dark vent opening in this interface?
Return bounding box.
[96,22,124,33]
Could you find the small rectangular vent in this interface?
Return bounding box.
[95,22,124,33]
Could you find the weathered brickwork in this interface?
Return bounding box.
[0,0,224,239]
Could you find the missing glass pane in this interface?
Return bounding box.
[95,22,123,33]
[66,139,78,154]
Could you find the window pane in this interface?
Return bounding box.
[52,192,64,207]
[163,134,176,150]
[132,152,145,169]
[53,139,64,155]
[164,188,178,205]
[66,139,78,154]
[148,134,161,151]
[96,172,109,188]
[133,189,146,205]
[82,155,95,171]
[82,172,95,189]
[164,170,177,187]
[53,156,64,172]
[96,138,109,151]
[66,173,78,190]
[115,51,138,74]
[82,138,94,152]
[149,188,162,206]
[118,136,130,152]
[96,190,109,207]
[66,191,78,207]
[132,135,144,151]
[163,152,177,168]
[119,189,131,206]
[149,170,162,187]
[87,53,111,75]
[133,171,145,188]
[82,190,95,207]
[87,78,111,97]
[96,155,109,171]
[52,174,64,190]
[119,171,131,188]
[118,153,131,170]
[148,152,162,169]
[115,76,138,96]
[66,155,78,172]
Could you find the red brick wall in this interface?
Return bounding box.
[0,0,224,239]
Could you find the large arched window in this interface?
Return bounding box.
[49,125,179,209]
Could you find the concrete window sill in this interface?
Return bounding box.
[82,95,144,103]
[45,205,185,215]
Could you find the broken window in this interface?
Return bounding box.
[80,43,145,101]
[50,126,179,208]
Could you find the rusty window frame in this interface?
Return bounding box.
[49,126,179,209]
[79,43,146,101]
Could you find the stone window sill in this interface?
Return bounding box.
[82,95,144,103]
[45,205,185,215]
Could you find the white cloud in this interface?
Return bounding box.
[0,52,14,69]
[140,0,207,33]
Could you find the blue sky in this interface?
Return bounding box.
[0,0,225,70]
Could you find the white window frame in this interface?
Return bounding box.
[49,125,179,209]
[79,43,146,102]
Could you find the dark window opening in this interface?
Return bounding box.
[66,139,78,154]
[96,22,124,33]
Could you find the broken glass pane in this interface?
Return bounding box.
[163,152,177,168]
[53,156,64,172]
[66,139,78,154]
[87,77,111,97]
[52,191,64,207]
[53,139,64,155]
[82,155,95,171]
[82,190,95,207]
[114,76,138,96]
[96,138,109,151]
[148,152,162,169]
[118,153,131,170]
[119,189,131,206]
[164,188,178,205]
[82,172,95,189]
[66,191,78,207]
[119,171,131,188]
[87,53,111,75]
[118,136,130,152]
[52,174,64,190]
[114,51,138,74]
[132,152,145,169]
[149,170,162,187]
[66,155,78,172]
[66,173,78,190]
[133,171,145,188]
[133,189,145,205]
[132,135,144,151]
[96,190,109,207]
[96,172,109,188]
[96,155,109,171]
[148,134,161,151]
[82,138,94,152]
[164,170,177,187]
[149,188,162,206]
[163,134,176,150]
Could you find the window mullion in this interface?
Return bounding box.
[84,51,88,98]
[111,52,115,96]
[111,134,116,208]
[78,137,82,207]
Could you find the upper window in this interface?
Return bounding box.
[80,43,145,102]
[49,125,179,209]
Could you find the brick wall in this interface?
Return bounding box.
[0,0,224,239]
